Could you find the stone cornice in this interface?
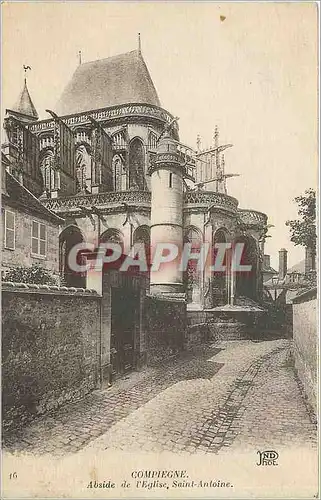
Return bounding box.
[29,104,178,135]
[184,191,239,213]
[41,191,152,215]
[237,209,268,228]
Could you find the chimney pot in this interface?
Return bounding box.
[278,248,288,279]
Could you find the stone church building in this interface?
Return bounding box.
[2,44,270,361]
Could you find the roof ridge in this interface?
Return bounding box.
[78,49,139,68]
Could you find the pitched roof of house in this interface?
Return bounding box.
[55,50,161,116]
[262,263,277,275]
[3,169,63,225]
[9,79,39,120]
[287,259,305,274]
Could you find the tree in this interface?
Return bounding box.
[285,188,316,257]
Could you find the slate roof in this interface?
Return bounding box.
[3,169,63,225]
[55,50,161,116]
[287,259,305,274]
[10,80,38,120]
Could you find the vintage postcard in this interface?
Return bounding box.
[1,2,319,499]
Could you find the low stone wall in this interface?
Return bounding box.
[144,295,186,365]
[185,323,210,349]
[292,288,317,414]
[187,308,264,341]
[2,283,101,435]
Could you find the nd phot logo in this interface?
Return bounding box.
[257,450,279,466]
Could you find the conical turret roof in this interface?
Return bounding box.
[11,79,38,120]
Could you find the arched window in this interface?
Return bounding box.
[112,155,124,192]
[129,138,145,191]
[40,150,56,192]
[76,144,91,193]
[133,225,150,271]
[100,228,124,251]
[148,131,158,151]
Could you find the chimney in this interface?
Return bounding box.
[305,246,316,274]
[278,248,288,279]
[263,255,270,268]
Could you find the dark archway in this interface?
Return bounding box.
[212,228,228,306]
[133,225,151,274]
[129,138,145,191]
[184,226,203,305]
[234,235,258,300]
[59,226,86,288]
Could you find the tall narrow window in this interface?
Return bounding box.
[31,221,46,257]
[129,138,145,190]
[169,172,173,188]
[4,210,15,250]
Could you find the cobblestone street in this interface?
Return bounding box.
[4,339,317,457]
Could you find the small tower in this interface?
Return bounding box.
[149,128,185,298]
[2,67,41,195]
[7,67,38,124]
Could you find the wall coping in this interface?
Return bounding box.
[1,281,100,298]
[291,287,317,304]
[145,292,186,303]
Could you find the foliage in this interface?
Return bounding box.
[285,189,316,255]
[2,264,58,285]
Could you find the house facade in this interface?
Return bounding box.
[2,160,63,276]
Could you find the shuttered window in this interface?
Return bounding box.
[31,221,46,256]
[4,210,15,250]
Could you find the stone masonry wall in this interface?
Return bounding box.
[143,295,186,364]
[292,288,317,414]
[2,284,101,435]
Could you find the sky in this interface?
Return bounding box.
[2,2,318,270]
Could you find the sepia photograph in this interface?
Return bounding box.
[1,2,319,498]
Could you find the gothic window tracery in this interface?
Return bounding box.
[75,144,92,193]
[99,228,124,254]
[112,130,126,150]
[40,150,58,192]
[148,131,158,151]
[39,135,54,151]
[129,138,145,191]
[112,155,125,192]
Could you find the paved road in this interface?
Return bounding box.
[3,339,317,457]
